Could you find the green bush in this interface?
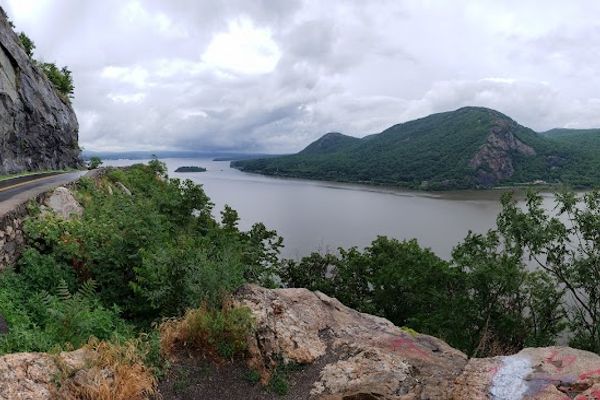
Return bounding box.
[39,62,74,99]
[159,305,254,360]
[281,234,564,356]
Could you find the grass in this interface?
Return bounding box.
[159,304,255,361]
[54,338,157,400]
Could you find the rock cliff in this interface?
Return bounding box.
[469,116,537,187]
[0,8,81,174]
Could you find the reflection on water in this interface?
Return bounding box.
[105,158,556,260]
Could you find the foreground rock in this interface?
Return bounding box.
[0,8,81,174]
[235,285,600,400]
[0,349,89,400]
[235,284,468,399]
[453,346,600,399]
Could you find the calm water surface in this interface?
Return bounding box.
[106,158,554,259]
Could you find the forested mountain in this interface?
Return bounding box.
[233,107,600,190]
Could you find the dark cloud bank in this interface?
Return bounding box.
[3,0,600,153]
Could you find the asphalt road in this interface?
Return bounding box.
[0,171,87,216]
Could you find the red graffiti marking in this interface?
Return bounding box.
[545,350,577,371]
[580,369,600,380]
[388,335,429,358]
[575,391,600,400]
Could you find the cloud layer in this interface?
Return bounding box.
[3,0,600,153]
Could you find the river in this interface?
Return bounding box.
[105,158,555,260]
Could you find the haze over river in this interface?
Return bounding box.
[106,158,555,260]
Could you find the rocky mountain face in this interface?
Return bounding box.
[233,107,567,190]
[0,8,81,174]
[469,116,537,187]
[2,284,600,399]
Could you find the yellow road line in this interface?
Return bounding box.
[0,175,60,193]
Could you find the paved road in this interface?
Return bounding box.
[0,171,88,216]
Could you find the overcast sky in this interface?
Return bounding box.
[2,0,600,153]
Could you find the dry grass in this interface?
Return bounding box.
[56,338,157,400]
[159,304,254,361]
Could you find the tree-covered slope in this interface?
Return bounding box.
[299,132,361,155]
[233,107,596,189]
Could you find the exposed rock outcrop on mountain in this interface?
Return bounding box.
[0,8,81,174]
[469,117,537,187]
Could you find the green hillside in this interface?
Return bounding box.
[298,132,361,155]
[233,107,600,190]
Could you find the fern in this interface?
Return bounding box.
[55,280,72,301]
[76,280,97,301]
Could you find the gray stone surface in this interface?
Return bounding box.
[44,186,82,219]
[0,8,81,174]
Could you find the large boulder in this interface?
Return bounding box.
[43,186,82,219]
[234,284,468,399]
[452,346,600,399]
[0,8,81,174]
[0,349,89,400]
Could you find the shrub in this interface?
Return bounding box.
[39,62,74,99]
[18,32,35,58]
[159,305,254,360]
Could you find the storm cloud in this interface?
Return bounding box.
[2,0,600,153]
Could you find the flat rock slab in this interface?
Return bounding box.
[452,346,600,399]
[0,349,89,400]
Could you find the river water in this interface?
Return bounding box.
[105,158,555,260]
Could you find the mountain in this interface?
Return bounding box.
[541,128,600,151]
[299,132,361,155]
[0,8,81,173]
[232,106,600,190]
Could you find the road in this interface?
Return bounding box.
[0,171,88,216]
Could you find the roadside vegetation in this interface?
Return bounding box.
[0,160,280,397]
[0,159,599,397]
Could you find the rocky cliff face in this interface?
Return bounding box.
[469,117,536,187]
[0,8,81,174]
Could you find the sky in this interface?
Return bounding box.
[2,0,600,153]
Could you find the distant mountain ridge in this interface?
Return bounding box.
[232,107,600,190]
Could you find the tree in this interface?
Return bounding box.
[39,63,74,99]
[497,190,600,353]
[88,156,103,169]
[280,234,564,357]
[18,32,35,58]
[452,230,565,355]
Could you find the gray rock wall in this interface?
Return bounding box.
[0,200,30,268]
[0,8,81,174]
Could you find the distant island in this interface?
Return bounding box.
[175,166,206,172]
[232,106,600,190]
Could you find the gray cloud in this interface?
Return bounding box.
[2,0,600,153]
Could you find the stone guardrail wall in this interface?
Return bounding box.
[0,193,44,268]
[0,170,103,270]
